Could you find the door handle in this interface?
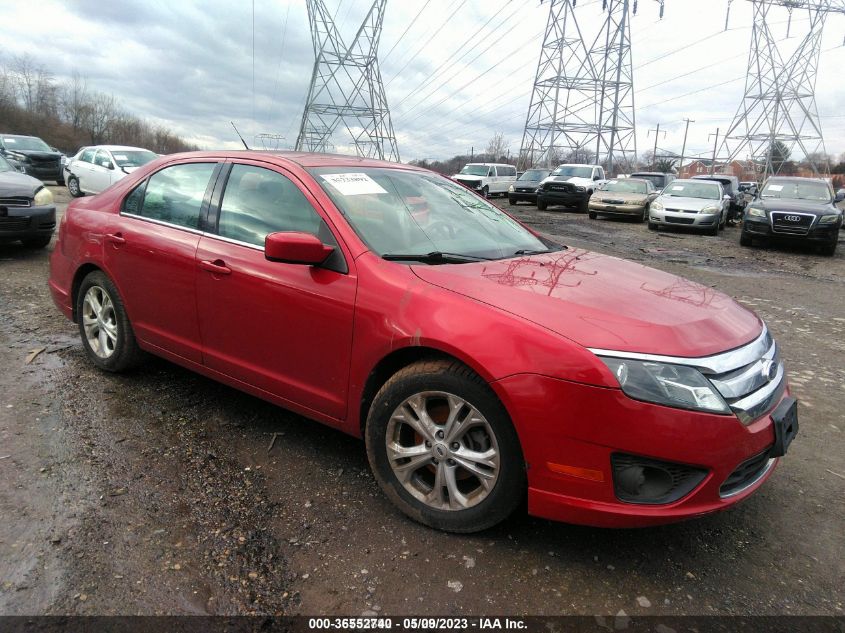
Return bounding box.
[199,259,232,275]
[105,232,125,245]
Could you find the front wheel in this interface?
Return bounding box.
[481,186,489,199]
[365,360,525,533]
[821,239,837,256]
[76,271,143,372]
[508,196,518,206]
[648,221,657,231]
[740,232,752,247]
[588,211,597,220]
[537,199,547,211]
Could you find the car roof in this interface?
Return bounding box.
[158,150,421,171]
[765,176,830,185]
[671,179,721,185]
[693,174,736,180]
[609,177,651,184]
[90,145,153,152]
[1,134,40,139]
[630,171,671,176]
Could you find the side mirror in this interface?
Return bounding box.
[835,192,845,203]
[107,162,115,170]
[593,175,600,181]
[723,194,732,200]
[265,231,334,265]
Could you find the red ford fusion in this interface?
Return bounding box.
[49,151,798,533]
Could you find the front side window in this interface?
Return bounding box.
[130,162,216,229]
[81,149,95,164]
[497,166,516,177]
[311,167,557,261]
[94,150,113,169]
[217,164,323,247]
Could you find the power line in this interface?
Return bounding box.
[381,0,434,62]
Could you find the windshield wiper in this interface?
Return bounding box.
[512,248,557,256]
[382,251,490,264]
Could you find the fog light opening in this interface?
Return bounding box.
[611,453,708,505]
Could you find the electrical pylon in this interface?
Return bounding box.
[518,0,664,172]
[720,1,845,180]
[295,0,400,161]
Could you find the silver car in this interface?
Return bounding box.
[648,179,729,235]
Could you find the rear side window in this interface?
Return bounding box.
[94,150,113,169]
[217,164,323,247]
[81,149,95,163]
[496,165,516,177]
[128,162,216,229]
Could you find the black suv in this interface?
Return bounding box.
[0,134,64,184]
[741,177,842,255]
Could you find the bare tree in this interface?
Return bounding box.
[59,71,89,131]
[82,93,117,144]
[486,132,509,161]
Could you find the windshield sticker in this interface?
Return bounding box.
[3,138,16,143]
[321,173,388,196]
[767,184,784,192]
[670,185,685,191]
[113,154,128,161]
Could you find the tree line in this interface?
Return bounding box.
[0,54,197,155]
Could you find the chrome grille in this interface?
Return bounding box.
[771,211,814,236]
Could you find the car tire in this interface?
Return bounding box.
[537,199,547,211]
[708,222,719,236]
[588,211,597,220]
[648,221,657,231]
[739,232,752,247]
[508,197,518,206]
[67,176,84,198]
[76,271,144,373]
[641,205,649,223]
[481,186,489,199]
[365,359,526,533]
[579,197,590,214]
[56,176,64,186]
[21,235,52,249]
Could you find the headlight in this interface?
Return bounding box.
[508,185,514,192]
[651,200,664,211]
[747,206,766,217]
[11,152,29,163]
[699,204,721,214]
[819,214,841,224]
[598,356,730,414]
[575,186,586,192]
[33,187,53,206]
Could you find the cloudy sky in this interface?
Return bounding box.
[2,0,844,162]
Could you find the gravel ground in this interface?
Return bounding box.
[0,186,842,616]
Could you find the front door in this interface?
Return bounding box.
[103,161,220,363]
[195,162,356,420]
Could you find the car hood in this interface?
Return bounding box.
[658,196,719,211]
[6,149,62,160]
[411,249,762,357]
[754,198,836,215]
[540,176,594,187]
[453,174,482,181]
[513,179,544,187]
[593,191,648,203]
[0,170,42,196]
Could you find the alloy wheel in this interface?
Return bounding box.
[81,285,118,358]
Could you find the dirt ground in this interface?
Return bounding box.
[0,186,842,617]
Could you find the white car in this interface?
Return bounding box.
[64,145,158,197]
[452,163,517,198]
[648,179,730,235]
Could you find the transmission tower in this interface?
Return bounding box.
[518,0,664,172]
[295,0,400,161]
[720,0,845,180]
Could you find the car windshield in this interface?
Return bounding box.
[761,181,831,201]
[0,155,12,172]
[518,169,548,181]
[662,182,720,200]
[631,174,665,188]
[311,167,559,261]
[551,166,593,179]
[459,165,489,176]
[111,150,158,168]
[602,180,647,194]
[2,136,51,151]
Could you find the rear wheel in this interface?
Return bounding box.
[365,360,525,533]
[67,176,83,198]
[76,271,143,372]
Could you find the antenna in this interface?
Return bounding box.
[231,122,250,150]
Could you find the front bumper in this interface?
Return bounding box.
[19,163,62,182]
[0,204,56,241]
[509,189,539,203]
[743,216,839,244]
[491,374,787,528]
[537,190,589,207]
[589,201,647,217]
[650,209,719,229]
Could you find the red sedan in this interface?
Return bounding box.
[49,151,798,532]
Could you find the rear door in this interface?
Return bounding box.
[103,160,220,363]
[195,161,356,419]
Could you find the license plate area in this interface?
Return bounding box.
[770,397,798,457]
